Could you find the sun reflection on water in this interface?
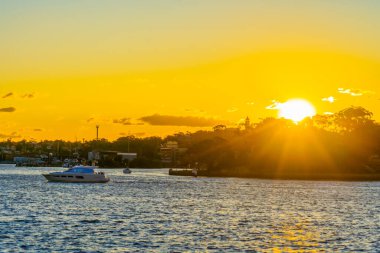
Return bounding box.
[268,218,322,252]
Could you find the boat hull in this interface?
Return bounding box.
[0,164,17,168]
[42,173,110,183]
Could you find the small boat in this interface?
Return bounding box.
[123,168,131,174]
[42,165,110,183]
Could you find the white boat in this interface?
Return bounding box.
[42,165,110,183]
[123,168,131,174]
[0,163,16,167]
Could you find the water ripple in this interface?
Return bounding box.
[0,167,379,252]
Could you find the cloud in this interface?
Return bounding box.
[322,96,335,103]
[0,132,21,139]
[140,114,230,127]
[2,92,13,98]
[265,100,281,110]
[0,107,16,112]
[113,118,132,125]
[246,101,255,106]
[338,88,374,97]
[33,129,43,132]
[324,112,334,115]
[21,93,34,99]
[87,118,94,123]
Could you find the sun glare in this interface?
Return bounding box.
[278,99,316,123]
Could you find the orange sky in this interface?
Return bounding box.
[1,1,380,141]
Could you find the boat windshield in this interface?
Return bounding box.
[64,166,95,174]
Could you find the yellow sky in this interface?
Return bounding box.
[1,1,380,141]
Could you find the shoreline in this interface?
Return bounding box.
[169,169,380,181]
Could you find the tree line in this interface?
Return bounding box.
[1,106,380,179]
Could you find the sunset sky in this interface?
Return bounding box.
[1,0,380,141]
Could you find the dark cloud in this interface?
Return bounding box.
[21,93,34,99]
[0,132,21,139]
[140,114,230,127]
[0,107,16,112]
[113,118,132,125]
[2,92,13,98]
[265,100,281,110]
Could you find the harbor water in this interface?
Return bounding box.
[0,167,379,252]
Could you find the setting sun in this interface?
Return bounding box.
[278,99,316,122]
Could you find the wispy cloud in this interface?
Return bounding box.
[0,107,16,112]
[338,88,374,97]
[324,112,334,115]
[246,101,255,106]
[87,118,94,123]
[33,129,43,132]
[113,118,132,125]
[21,93,34,99]
[322,96,335,103]
[265,100,281,110]
[140,114,230,127]
[0,132,20,139]
[2,92,13,99]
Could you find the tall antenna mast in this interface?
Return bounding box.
[96,125,99,141]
